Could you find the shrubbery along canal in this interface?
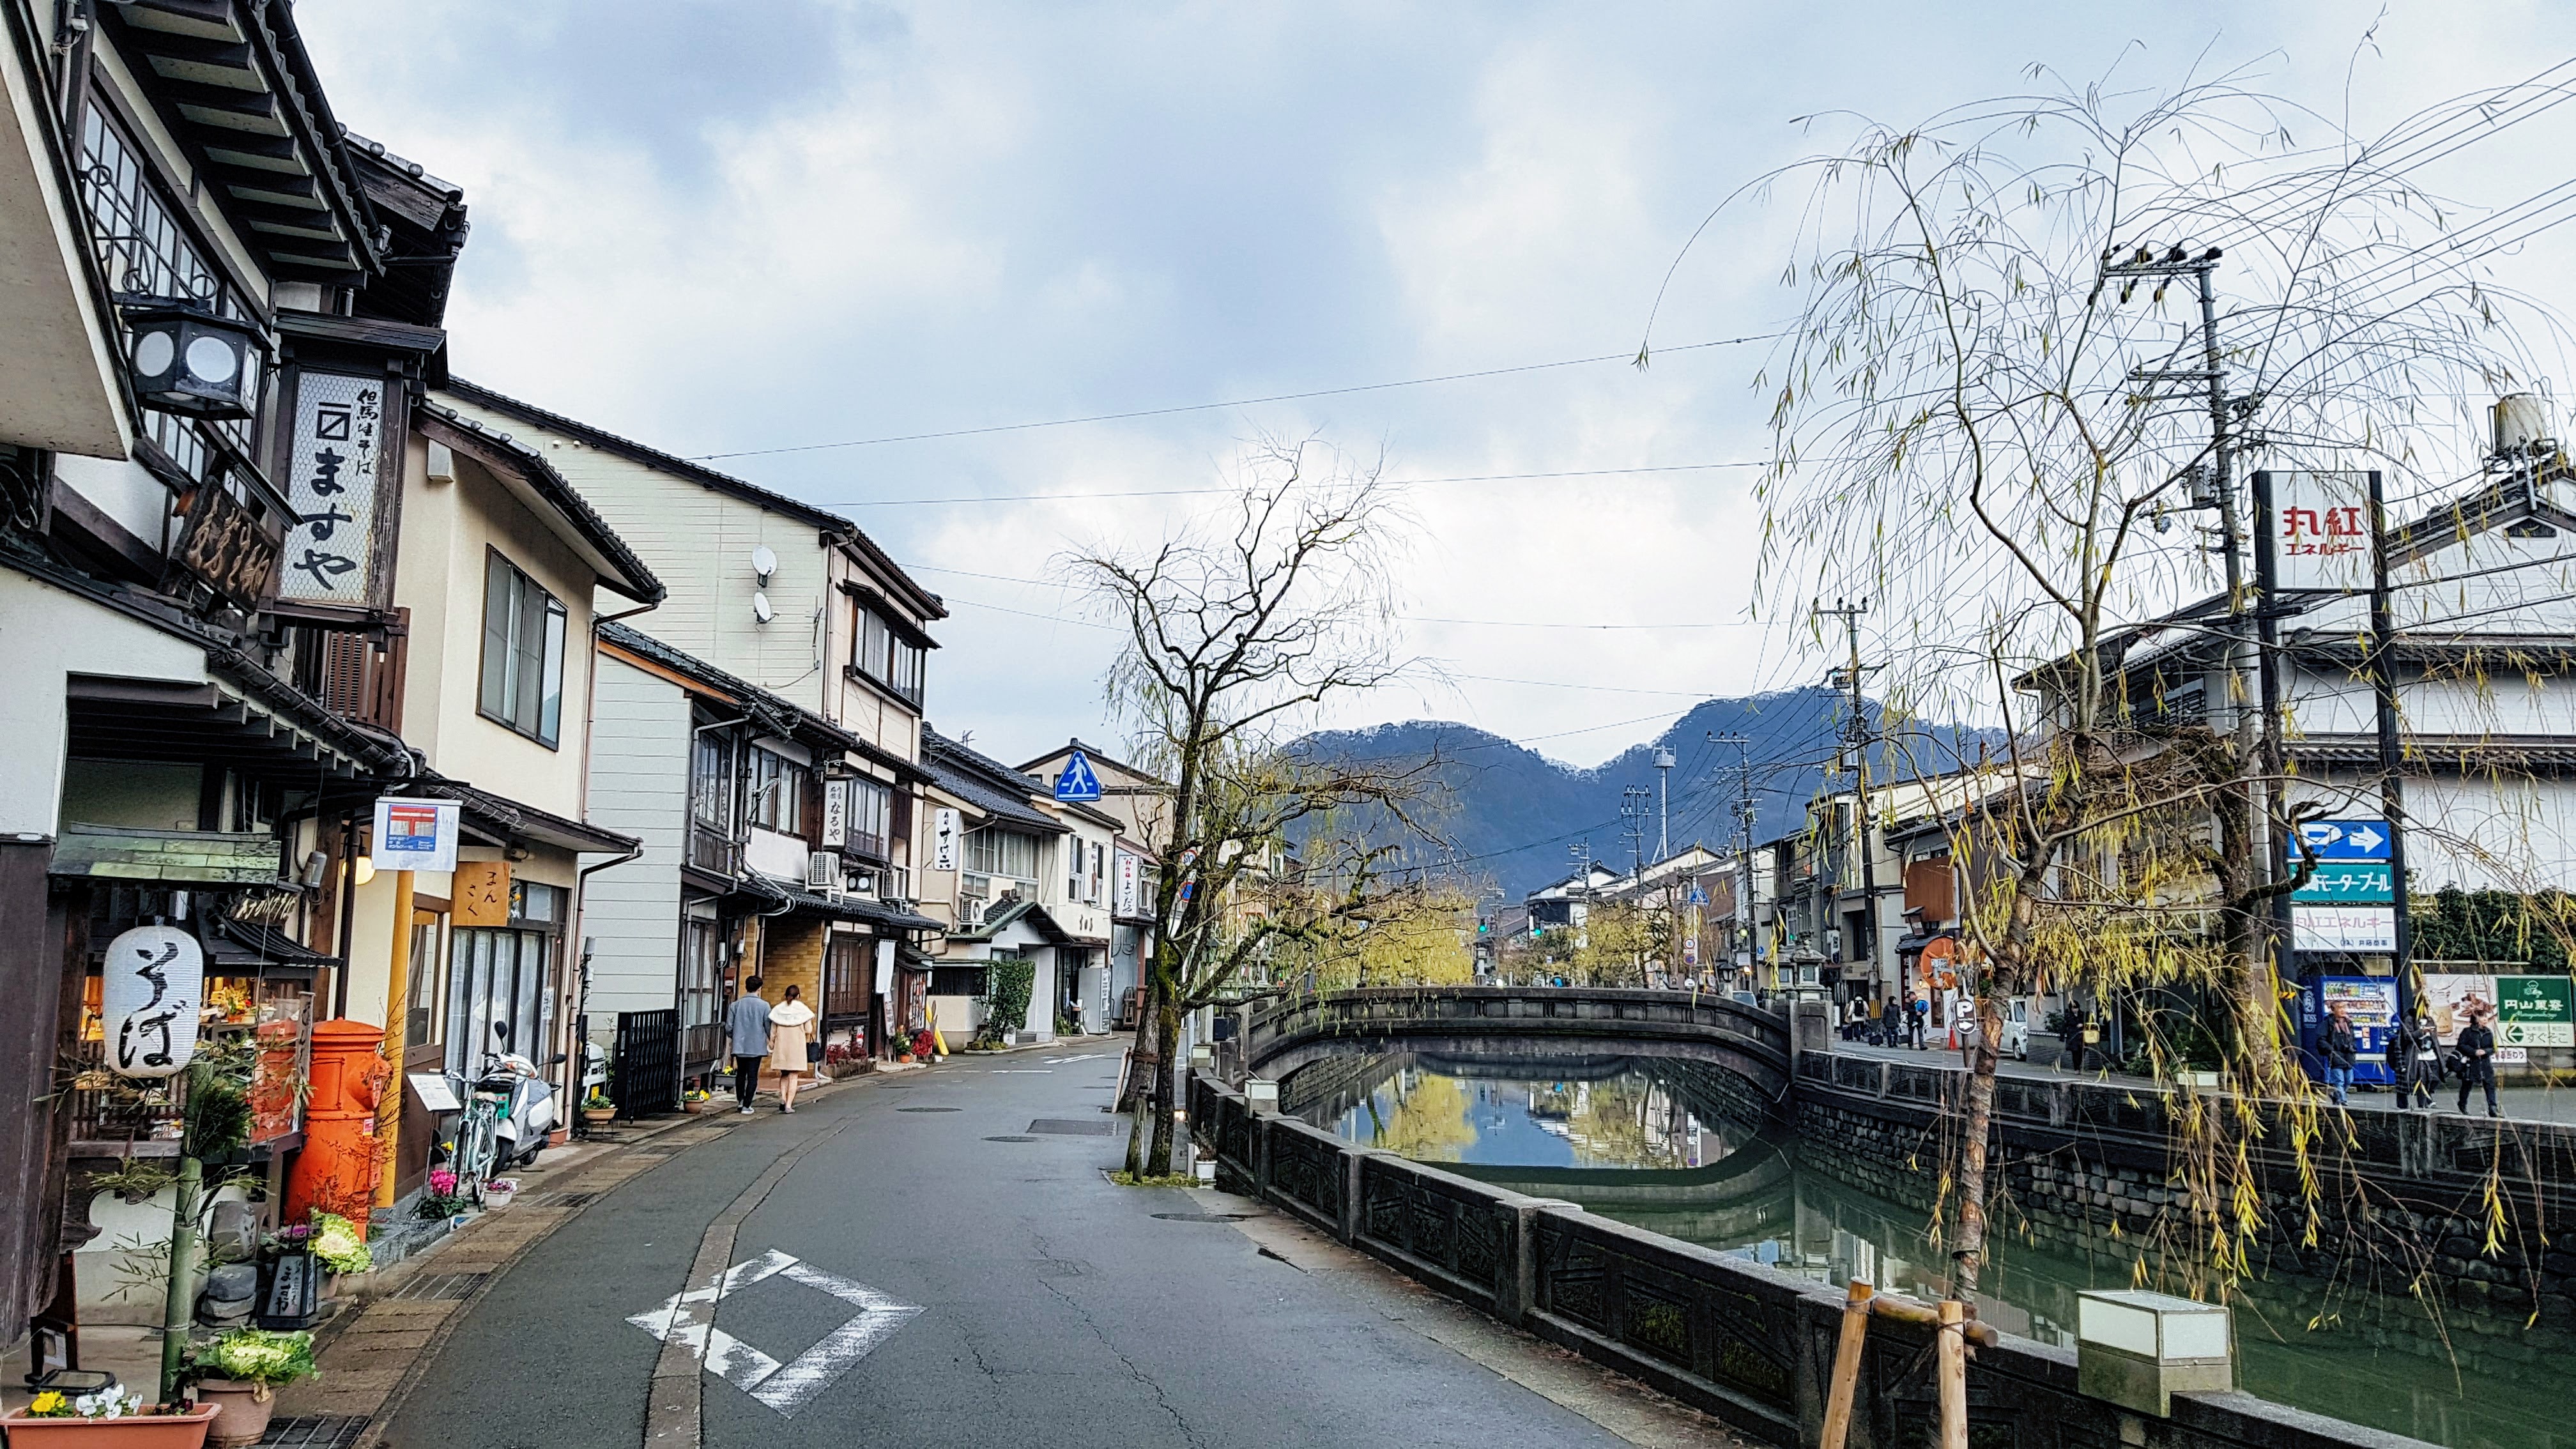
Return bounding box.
[1292,1051,2557,1449]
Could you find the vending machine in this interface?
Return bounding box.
[2296,975,2399,1087]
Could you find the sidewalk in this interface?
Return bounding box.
[1831,1038,2576,1122]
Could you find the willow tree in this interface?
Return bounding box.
[1069,439,1440,1177]
[1652,62,2556,1304]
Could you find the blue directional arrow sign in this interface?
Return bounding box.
[2290,819,2392,862]
[1054,749,1104,803]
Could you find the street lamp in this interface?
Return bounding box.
[119,298,265,419]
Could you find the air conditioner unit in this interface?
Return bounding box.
[804,854,839,893]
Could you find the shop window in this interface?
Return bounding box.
[448,926,559,1074]
[930,965,988,998]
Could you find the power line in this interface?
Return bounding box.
[689,332,1779,461]
[905,562,1759,632]
[815,458,1775,510]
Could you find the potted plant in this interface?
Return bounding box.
[581,1089,615,1126]
[306,1212,371,1285]
[186,1329,318,1448]
[4,1387,217,1449]
[680,1087,710,1114]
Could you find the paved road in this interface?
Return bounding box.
[1831,1038,2576,1122]
[381,1051,1673,1449]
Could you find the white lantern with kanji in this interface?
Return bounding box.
[101,924,204,1078]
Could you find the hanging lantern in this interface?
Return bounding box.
[118,299,265,420]
[102,923,204,1078]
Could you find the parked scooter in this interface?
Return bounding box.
[477,1050,558,1170]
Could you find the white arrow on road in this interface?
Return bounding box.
[628,1250,923,1417]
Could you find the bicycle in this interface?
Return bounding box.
[440,1053,516,1207]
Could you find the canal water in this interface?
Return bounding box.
[1294,1052,2559,1449]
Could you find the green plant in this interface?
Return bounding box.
[307,1212,371,1275]
[582,1089,612,1110]
[190,1328,318,1388]
[977,960,1035,1045]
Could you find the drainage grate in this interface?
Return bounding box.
[1151,1213,1251,1223]
[525,1190,599,1208]
[1027,1118,1115,1136]
[983,1135,1038,1142]
[257,1416,369,1449]
[897,1106,962,1113]
[382,1271,488,1301]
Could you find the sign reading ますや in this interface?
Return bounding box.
[103,924,203,1078]
[279,371,385,600]
[374,797,461,875]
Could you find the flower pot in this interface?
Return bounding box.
[581,1107,615,1126]
[189,1381,274,1449]
[4,1403,218,1449]
[896,1054,914,1065]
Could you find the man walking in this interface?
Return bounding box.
[2387,1012,2437,1111]
[728,976,773,1116]
[2455,1004,2501,1118]
[2319,1001,2359,1107]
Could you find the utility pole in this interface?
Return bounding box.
[1621,786,1651,879]
[1712,732,1756,992]
[2103,243,2286,1035]
[1814,599,1881,1000]
[1653,746,1676,860]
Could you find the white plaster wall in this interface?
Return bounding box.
[0,569,206,836]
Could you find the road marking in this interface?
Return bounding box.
[628,1250,923,1417]
[1044,1053,1109,1064]
[986,1068,1054,1073]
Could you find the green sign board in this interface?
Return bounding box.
[2495,975,2575,1048]
[2288,861,2394,904]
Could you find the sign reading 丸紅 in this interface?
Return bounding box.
[2259,471,2375,595]
[279,371,385,601]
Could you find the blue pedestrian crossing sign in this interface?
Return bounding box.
[1685,885,1708,906]
[1054,749,1104,803]
[2290,819,2391,861]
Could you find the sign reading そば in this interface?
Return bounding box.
[374,797,461,874]
[103,924,203,1078]
[279,371,385,600]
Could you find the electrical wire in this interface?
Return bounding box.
[814,458,1777,510]
[689,331,1781,461]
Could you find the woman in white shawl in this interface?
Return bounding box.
[767,985,817,1112]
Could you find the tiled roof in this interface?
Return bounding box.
[923,731,1065,834]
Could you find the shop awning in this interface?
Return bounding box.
[206,919,336,977]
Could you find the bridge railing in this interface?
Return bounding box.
[1193,1067,2432,1449]
[1241,985,1791,1075]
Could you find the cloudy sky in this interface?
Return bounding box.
[296,2,2576,768]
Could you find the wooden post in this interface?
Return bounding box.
[1936,1298,1968,1449]
[372,870,415,1215]
[1821,1280,1874,1449]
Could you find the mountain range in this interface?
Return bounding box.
[1297,687,1988,899]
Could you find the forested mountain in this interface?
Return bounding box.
[1298,687,1987,899]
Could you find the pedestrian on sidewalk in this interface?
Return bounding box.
[768,986,816,1114]
[2061,1002,2089,1072]
[2387,1012,2436,1111]
[2320,1001,2359,1107]
[1905,996,1928,1050]
[2454,1005,2501,1117]
[728,977,772,1115]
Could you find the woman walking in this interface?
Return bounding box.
[768,985,817,1113]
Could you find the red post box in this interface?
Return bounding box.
[283,1019,390,1234]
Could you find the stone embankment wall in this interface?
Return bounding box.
[1193,1069,2441,1449]
[1793,1051,2576,1364]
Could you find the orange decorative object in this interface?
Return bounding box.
[283,1019,392,1233]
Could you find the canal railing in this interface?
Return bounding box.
[1189,1067,2439,1449]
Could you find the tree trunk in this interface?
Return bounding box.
[1949,992,2005,1298]
[1123,969,1163,1176]
[1146,995,1183,1176]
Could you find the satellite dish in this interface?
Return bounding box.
[752,591,775,624]
[751,544,778,581]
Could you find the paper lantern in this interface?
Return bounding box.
[102,924,204,1078]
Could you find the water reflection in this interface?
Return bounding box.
[1294,1050,2564,1449]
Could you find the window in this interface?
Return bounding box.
[824,938,870,1021]
[930,965,988,998]
[680,919,723,1031]
[447,928,558,1075]
[847,776,893,861]
[75,103,261,485]
[479,553,567,747]
[963,827,1042,884]
[748,748,805,834]
[853,604,926,706]
[1089,843,1105,904]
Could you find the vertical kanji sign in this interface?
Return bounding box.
[279,371,385,600]
[102,924,203,1078]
